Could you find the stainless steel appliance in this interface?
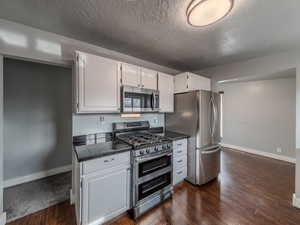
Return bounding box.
[121,85,159,113]
[113,121,172,219]
[166,90,221,186]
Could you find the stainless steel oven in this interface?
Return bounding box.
[121,85,159,113]
[132,148,173,219]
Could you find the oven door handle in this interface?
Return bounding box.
[142,180,167,194]
[143,163,168,174]
[135,152,172,163]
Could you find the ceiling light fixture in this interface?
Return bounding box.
[187,0,233,27]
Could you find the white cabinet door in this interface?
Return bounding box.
[76,51,120,113]
[121,63,141,88]
[174,73,188,94]
[158,73,174,112]
[82,168,130,225]
[188,73,211,91]
[141,68,157,89]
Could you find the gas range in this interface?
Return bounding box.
[117,131,172,156]
[112,121,173,219]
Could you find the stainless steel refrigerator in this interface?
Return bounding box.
[166,90,221,186]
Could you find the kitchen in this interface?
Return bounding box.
[1,1,300,225]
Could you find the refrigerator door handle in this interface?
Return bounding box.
[201,148,220,155]
[211,96,218,137]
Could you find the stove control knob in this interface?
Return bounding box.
[162,145,166,150]
[139,150,144,155]
[154,147,159,152]
[146,149,150,154]
[167,144,172,149]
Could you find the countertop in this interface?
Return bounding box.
[159,131,189,141]
[73,129,189,162]
[74,140,132,162]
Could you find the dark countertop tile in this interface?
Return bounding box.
[74,140,132,162]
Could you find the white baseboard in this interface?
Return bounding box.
[0,212,6,225]
[4,164,72,188]
[293,194,300,208]
[70,189,75,205]
[221,143,296,164]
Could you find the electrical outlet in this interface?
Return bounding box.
[99,116,105,122]
[276,147,282,153]
[153,118,158,124]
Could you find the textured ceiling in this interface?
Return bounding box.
[0,0,300,71]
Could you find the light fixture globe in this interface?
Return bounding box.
[187,0,233,27]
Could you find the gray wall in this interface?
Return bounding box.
[3,58,72,181]
[219,77,296,158]
[0,55,3,212]
[73,114,165,136]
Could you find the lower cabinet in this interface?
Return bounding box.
[74,152,131,225]
[173,139,188,186]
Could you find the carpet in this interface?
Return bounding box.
[4,172,72,222]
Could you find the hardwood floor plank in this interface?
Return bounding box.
[6,148,300,225]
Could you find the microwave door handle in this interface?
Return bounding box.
[151,93,155,110]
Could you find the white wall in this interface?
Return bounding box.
[199,50,300,206]
[220,78,296,158]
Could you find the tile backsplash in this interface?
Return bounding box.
[72,113,165,136]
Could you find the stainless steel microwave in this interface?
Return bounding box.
[121,85,159,113]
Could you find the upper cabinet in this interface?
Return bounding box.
[75,51,121,113]
[158,73,174,113]
[120,63,141,88]
[141,68,158,90]
[121,63,157,90]
[174,72,211,93]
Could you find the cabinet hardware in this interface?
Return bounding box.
[177,160,183,163]
[177,150,182,154]
[177,171,183,175]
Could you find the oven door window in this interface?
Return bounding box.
[138,155,171,178]
[138,172,171,201]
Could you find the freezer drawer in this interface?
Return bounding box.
[196,146,221,185]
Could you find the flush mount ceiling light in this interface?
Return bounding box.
[187,0,233,27]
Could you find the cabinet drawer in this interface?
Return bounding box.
[173,156,187,170]
[82,152,130,175]
[173,139,187,150]
[173,167,187,185]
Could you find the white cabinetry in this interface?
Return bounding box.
[120,63,141,88]
[158,73,174,112]
[141,68,158,89]
[74,152,131,225]
[121,63,157,90]
[75,51,121,113]
[174,72,211,93]
[173,139,188,186]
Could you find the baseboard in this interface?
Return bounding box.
[293,194,300,208]
[0,212,6,225]
[4,164,72,188]
[70,189,75,205]
[221,143,296,164]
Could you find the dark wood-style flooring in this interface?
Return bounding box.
[7,148,300,225]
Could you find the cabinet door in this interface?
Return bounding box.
[141,68,157,89]
[121,63,141,87]
[158,73,174,112]
[174,73,188,94]
[188,73,211,91]
[76,52,120,113]
[82,168,130,225]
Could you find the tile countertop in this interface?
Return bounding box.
[74,140,132,162]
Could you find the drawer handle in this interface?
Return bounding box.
[104,158,115,163]
[177,143,182,146]
[177,160,183,163]
[177,150,182,154]
[177,171,183,175]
